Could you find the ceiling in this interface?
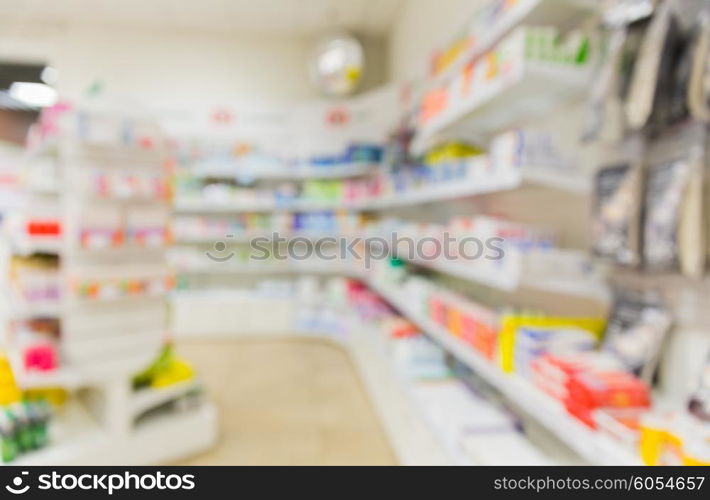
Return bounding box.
[0,0,405,37]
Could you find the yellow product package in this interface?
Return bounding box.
[498,314,606,373]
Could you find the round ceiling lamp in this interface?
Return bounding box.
[309,31,364,97]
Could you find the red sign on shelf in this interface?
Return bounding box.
[211,108,235,125]
[325,108,350,127]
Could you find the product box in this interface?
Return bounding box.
[499,315,606,373]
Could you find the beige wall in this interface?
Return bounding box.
[0,24,388,108]
[0,1,490,108]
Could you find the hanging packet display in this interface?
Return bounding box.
[642,158,691,271]
[583,0,656,142]
[593,160,643,266]
[601,289,672,382]
[625,1,681,131]
[655,30,692,129]
[582,27,628,143]
[688,14,710,122]
[643,123,707,277]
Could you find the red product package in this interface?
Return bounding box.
[564,398,597,428]
[23,344,58,372]
[387,318,419,339]
[530,354,579,388]
[460,313,479,344]
[459,302,499,361]
[27,219,62,236]
[429,296,448,327]
[566,371,650,410]
[471,325,498,360]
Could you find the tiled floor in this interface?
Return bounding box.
[174,337,397,465]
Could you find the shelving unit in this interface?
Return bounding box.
[412,58,592,155]
[172,261,362,277]
[174,231,353,244]
[382,244,608,301]
[175,163,589,215]
[173,198,354,214]
[185,161,377,180]
[7,0,707,469]
[0,112,217,465]
[131,379,202,417]
[344,326,459,466]
[426,0,596,91]
[14,400,217,466]
[321,0,648,466]
[174,298,555,466]
[364,278,640,466]
[163,0,621,467]
[156,0,706,468]
[350,169,589,215]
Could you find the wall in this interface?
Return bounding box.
[388,0,483,83]
[0,24,388,112]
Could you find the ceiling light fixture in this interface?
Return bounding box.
[309,31,364,97]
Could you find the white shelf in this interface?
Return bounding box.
[174,163,590,216]
[174,261,362,277]
[354,172,520,210]
[3,125,217,468]
[173,198,345,214]
[186,162,377,180]
[14,368,85,390]
[13,401,217,466]
[9,236,62,255]
[298,314,465,466]
[365,279,642,466]
[426,0,595,91]
[6,300,63,319]
[61,331,163,369]
[412,61,592,156]
[348,165,590,212]
[346,329,464,465]
[390,248,608,301]
[174,232,346,244]
[7,238,168,257]
[127,402,217,465]
[281,163,377,180]
[131,380,201,417]
[351,323,550,465]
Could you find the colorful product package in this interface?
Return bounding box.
[499,314,606,373]
[531,352,650,428]
[638,411,710,466]
[514,326,598,377]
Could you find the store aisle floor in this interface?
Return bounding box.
[173,337,397,465]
